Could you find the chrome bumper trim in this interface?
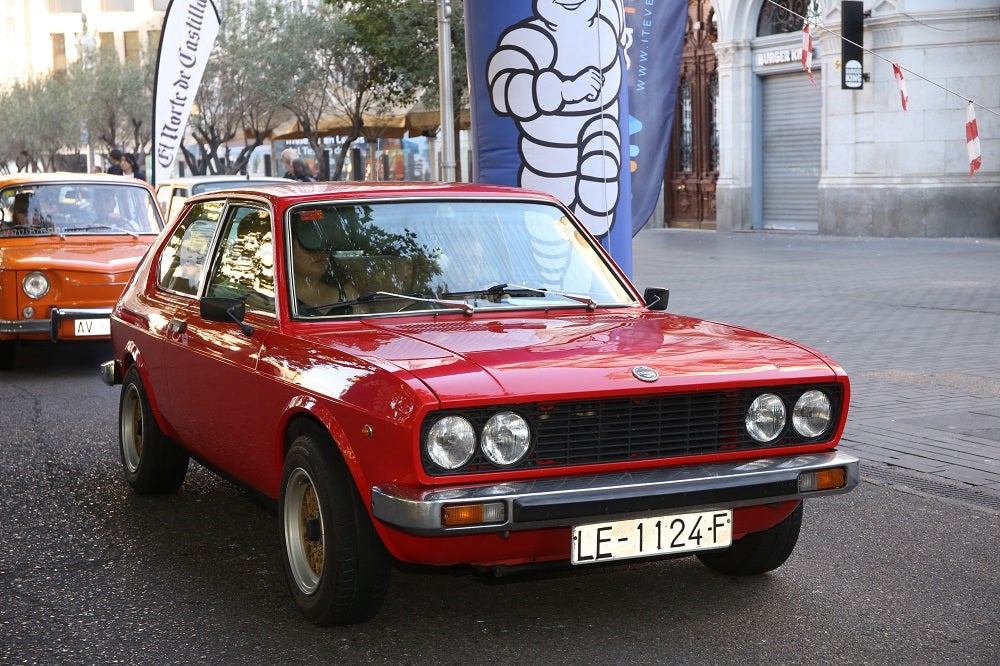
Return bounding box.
[0,308,112,339]
[0,319,50,334]
[371,451,860,535]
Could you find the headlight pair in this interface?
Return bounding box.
[745,389,832,443]
[425,411,531,471]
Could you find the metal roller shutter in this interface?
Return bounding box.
[761,72,821,231]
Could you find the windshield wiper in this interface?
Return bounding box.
[306,291,475,316]
[441,283,545,300]
[61,224,138,238]
[442,283,597,311]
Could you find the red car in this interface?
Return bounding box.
[102,182,858,625]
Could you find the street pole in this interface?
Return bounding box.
[437,0,456,182]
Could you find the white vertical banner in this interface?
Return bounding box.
[151,0,221,185]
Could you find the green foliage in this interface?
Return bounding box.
[3,0,467,178]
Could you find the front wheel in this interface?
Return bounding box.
[280,431,390,626]
[696,502,803,575]
[118,366,188,494]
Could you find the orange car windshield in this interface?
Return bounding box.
[0,183,161,238]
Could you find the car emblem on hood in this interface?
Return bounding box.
[631,366,659,382]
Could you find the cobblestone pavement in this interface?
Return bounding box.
[631,228,1000,510]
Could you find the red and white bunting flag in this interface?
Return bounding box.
[966,101,982,177]
[892,63,908,111]
[801,24,817,86]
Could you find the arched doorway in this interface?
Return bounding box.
[664,0,719,230]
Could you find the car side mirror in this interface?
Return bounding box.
[201,297,254,336]
[643,287,669,311]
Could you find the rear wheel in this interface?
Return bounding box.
[119,366,188,494]
[697,502,803,575]
[280,431,390,626]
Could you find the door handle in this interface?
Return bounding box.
[168,318,187,334]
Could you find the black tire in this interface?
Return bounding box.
[118,366,188,494]
[280,431,390,626]
[0,340,14,370]
[697,502,803,575]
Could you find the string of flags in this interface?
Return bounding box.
[792,5,995,178]
[967,102,983,177]
[801,24,816,87]
[892,63,908,112]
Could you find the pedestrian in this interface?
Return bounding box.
[121,153,146,181]
[280,148,299,179]
[291,158,316,182]
[106,149,123,175]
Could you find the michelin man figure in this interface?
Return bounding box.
[487,0,629,238]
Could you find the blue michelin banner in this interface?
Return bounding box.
[465,0,686,274]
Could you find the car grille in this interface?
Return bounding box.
[422,384,844,475]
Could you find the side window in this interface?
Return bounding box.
[204,206,275,314]
[157,202,224,296]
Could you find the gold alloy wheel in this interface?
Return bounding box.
[284,467,325,594]
[120,384,144,474]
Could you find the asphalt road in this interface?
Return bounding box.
[2,318,997,664]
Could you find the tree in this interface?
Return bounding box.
[67,43,153,161]
[182,0,301,175]
[326,0,469,179]
[1,75,80,172]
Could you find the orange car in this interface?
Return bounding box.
[0,173,163,369]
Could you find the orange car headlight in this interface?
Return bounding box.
[22,271,50,299]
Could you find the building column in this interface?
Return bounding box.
[713,39,755,231]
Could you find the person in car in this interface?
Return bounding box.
[94,190,121,219]
[290,216,357,313]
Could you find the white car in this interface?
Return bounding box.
[155,175,293,223]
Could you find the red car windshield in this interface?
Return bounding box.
[286,199,634,318]
[0,183,161,238]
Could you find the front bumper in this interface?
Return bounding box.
[372,451,859,536]
[0,307,111,340]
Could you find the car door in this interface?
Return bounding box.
[162,202,280,490]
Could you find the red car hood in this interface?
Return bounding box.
[339,311,840,403]
[0,236,153,275]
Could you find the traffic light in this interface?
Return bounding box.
[842,1,864,89]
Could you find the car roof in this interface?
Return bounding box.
[0,172,155,190]
[156,175,294,187]
[182,180,557,207]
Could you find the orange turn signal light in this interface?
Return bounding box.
[798,467,847,493]
[441,502,506,527]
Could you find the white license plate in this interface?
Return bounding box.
[572,509,733,564]
[74,318,110,337]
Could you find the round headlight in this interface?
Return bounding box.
[793,390,832,438]
[481,411,531,466]
[22,271,50,299]
[746,393,786,443]
[425,415,476,470]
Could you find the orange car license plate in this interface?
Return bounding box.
[74,318,111,337]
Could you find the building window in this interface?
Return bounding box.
[708,72,719,173]
[124,31,140,64]
[51,33,67,80]
[101,0,135,11]
[678,77,693,173]
[757,0,821,37]
[99,32,116,52]
[153,0,170,9]
[47,0,82,11]
[148,30,162,53]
